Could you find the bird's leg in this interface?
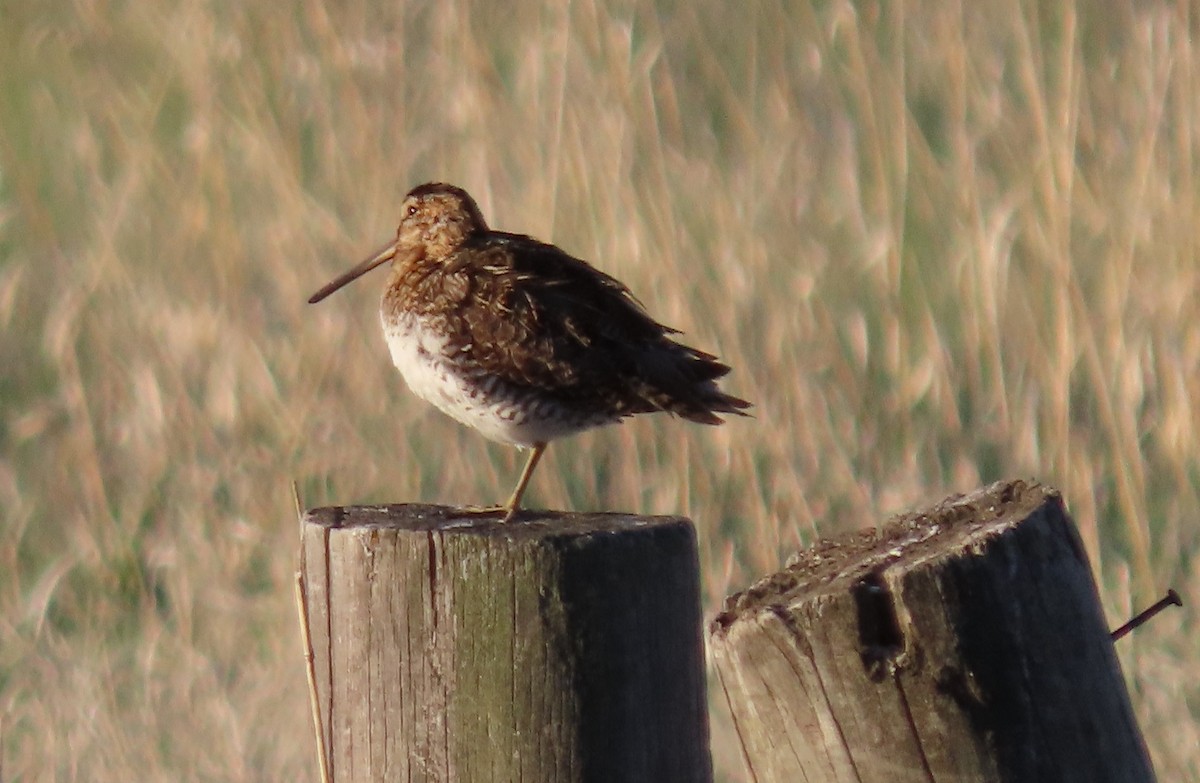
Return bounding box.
[501,442,546,523]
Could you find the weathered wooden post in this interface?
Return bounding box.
[710,479,1155,783]
[296,504,712,783]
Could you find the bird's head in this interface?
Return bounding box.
[308,182,488,304]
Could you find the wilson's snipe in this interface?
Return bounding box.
[310,183,750,521]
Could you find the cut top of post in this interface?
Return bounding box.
[304,503,688,539]
[712,479,1061,632]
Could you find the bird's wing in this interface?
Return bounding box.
[443,235,684,399]
[436,233,748,421]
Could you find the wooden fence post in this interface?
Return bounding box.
[296,504,712,783]
[710,479,1155,783]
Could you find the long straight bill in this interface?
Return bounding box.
[308,242,398,304]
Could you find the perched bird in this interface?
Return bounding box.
[310,183,750,521]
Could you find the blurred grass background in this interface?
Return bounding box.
[1,0,1197,779]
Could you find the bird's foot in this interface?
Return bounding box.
[459,504,521,523]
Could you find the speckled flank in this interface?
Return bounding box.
[383,313,617,446]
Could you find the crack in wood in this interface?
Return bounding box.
[853,570,905,682]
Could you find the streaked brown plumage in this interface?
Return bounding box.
[310,182,750,521]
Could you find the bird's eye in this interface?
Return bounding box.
[406,204,418,217]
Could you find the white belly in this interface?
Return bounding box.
[382,313,608,446]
